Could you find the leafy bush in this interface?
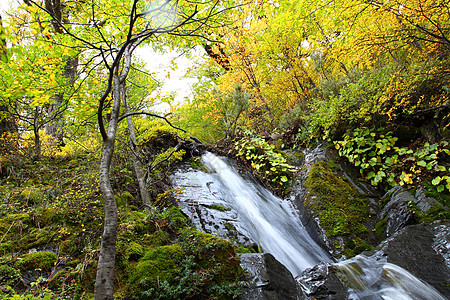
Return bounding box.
[335,127,450,192]
[235,131,296,189]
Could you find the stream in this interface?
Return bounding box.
[171,152,447,299]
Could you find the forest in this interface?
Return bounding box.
[0,0,449,299]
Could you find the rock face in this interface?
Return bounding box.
[372,222,450,296]
[377,185,416,237]
[296,263,348,299]
[239,253,299,300]
[377,185,448,238]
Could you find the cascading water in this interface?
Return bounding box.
[171,151,447,299]
[335,254,446,300]
[172,151,331,277]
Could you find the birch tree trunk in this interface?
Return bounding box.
[94,72,121,300]
[95,48,132,300]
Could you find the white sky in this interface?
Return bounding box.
[136,46,205,110]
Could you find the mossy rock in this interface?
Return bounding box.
[0,264,21,287]
[39,209,63,226]
[20,187,45,204]
[163,206,188,229]
[0,213,31,232]
[59,238,78,256]
[208,204,231,212]
[116,191,134,208]
[126,211,157,234]
[126,244,183,298]
[126,228,243,299]
[15,251,57,272]
[0,241,13,253]
[143,230,170,247]
[305,160,372,258]
[126,242,145,261]
[179,227,242,282]
[19,227,55,250]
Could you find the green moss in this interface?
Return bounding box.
[144,230,170,247]
[48,269,67,290]
[305,161,372,258]
[59,238,78,256]
[0,241,13,253]
[163,206,188,229]
[116,191,134,208]
[126,228,243,299]
[126,244,183,298]
[65,259,81,268]
[126,242,145,261]
[375,219,386,238]
[0,264,21,286]
[208,204,231,212]
[19,227,55,250]
[234,246,250,253]
[20,187,45,204]
[15,251,57,272]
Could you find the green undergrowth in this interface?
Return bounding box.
[0,146,244,299]
[234,130,297,196]
[305,160,374,258]
[335,127,450,193]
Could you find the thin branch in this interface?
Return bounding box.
[118,111,187,133]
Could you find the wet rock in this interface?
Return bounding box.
[296,263,348,299]
[415,186,448,212]
[377,185,416,237]
[297,222,450,299]
[377,185,448,237]
[240,253,299,300]
[370,222,450,296]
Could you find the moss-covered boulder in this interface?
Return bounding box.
[125,228,243,300]
[15,251,57,272]
[305,161,373,258]
[20,187,45,204]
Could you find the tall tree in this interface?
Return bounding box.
[27,0,236,298]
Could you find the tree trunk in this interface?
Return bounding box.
[121,85,151,207]
[46,56,78,147]
[94,73,121,300]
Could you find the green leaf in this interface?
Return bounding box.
[437,185,444,193]
[366,171,376,179]
[437,165,446,172]
[417,160,426,167]
[431,176,441,185]
[280,176,288,182]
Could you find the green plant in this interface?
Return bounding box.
[235,131,296,189]
[335,127,450,192]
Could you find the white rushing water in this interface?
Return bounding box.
[200,152,330,276]
[336,254,446,300]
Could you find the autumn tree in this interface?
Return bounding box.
[25,0,237,298]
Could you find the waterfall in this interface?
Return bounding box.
[173,151,331,277]
[171,152,446,298]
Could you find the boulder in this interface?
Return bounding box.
[372,222,450,296]
[297,222,450,298]
[377,185,416,237]
[240,253,299,300]
[296,262,348,299]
